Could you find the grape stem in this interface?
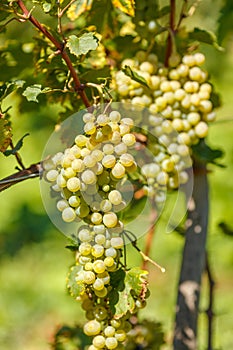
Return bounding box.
[165,0,176,67]
[15,0,91,108]
[124,231,165,273]
[0,162,41,192]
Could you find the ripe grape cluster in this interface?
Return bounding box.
[113,51,216,197]
[43,109,148,349]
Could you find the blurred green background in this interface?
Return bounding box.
[0,1,233,349]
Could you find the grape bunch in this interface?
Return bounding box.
[113,51,216,197]
[43,109,149,349]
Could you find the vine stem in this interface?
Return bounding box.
[165,0,176,67]
[16,0,91,108]
[141,203,157,270]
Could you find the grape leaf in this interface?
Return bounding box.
[67,265,85,298]
[192,140,225,167]
[4,133,29,156]
[111,0,135,17]
[67,0,93,21]
[122,65,149,88]
[22,84,43,102]
[188,27,223,51]
[0,114,12,153]
[0,80,25,101]
[66,33,99,58]
[109,267,148,318]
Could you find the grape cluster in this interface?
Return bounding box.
[43,109,148,349]
[113,51,216,197]
[44,109,136,225]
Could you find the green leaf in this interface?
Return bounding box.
[4,133,29,157]
[188,27,224,51]
[218,0,233,44]
[154,5,170,18]
[109,267,148,318]
[122,65,149,88]
[192,140,225,167]
[66,33,99,58]
[111,0,135,17]
[22,84,43,102]
[0,80,25,101]
[67,0,93,21]
[67,265,85,298]
[0,114,12,153]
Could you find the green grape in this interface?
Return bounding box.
[105,337,118,349]
[115,329,126,342]
[103,212,118,228]
[110,237,124,249]
[102,155,116,168]
[66,177,80,192]
[95,234,106,245]
[93,306,108,321]
[81,170,97,185]
[93,260,106,274]
[56,200,69,212]
[83,320,101,336]
[93,335,106,348]
[100,199,112,213]
[94,286,108,298]
[79,242,92,256]
[91,213,103,225]
[105,247,117,258]
[108,190,122,205]
[92,244,105,258]
[83,271,96,285]
[62,207,76,222]
[111,163,125,179]
[104,326,115,337]
[93,278,105,291]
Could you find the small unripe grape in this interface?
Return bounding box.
[103,212,118,228]
[194,52,205,65]
[110,237,124,249]
[122,133,136,147]
[81,170,97,184]
[93,278,105,291]
[83,320,101,336]
[195,121,208,138]
[115,329,126,342]
[179,171,189,184]
[100,199,112,213]
[109,110,121,122]
[178,132,191,145]
[62,207,76,222]
[83,112,95,123]
[75,134,87,147]
[78,228,92,243]
[103,144,114,155]
[94,306,108,321]
[94,286,108,298]
[182,54,196,67]
[68,195,80,208]
[84,122,96,135]
[92,244,105,258]
[162,159,174,172]
[72,159,85,172]
[46,169,58,182]
[79,242,92,256]
[105,337,118,349]
[83,271,96,284]
[187,112,200,125]
[104,326,115,337]
[156,171,169,185]
[102,155,116,168]
[57,200,69,212]
[114,142,127,155]
[56,174,67,188]
[97,114,109,126]
[189,67,202,81]
[81,148,91,157]
[105,247,117,258]
[95,234,106,245]
[200,83,212,93]
[93,260,106,274]
[91,212,103,225]
[93,335,106,348]
[177,144,190,157]
[168,52,181,67]
[104,256,115,267]
[108,190,122,205]
[111,163,125,179]
[177,63,189,77]
[172,119,183,132]
[174,88,186,101]
[75,203,90,218]
[199,100,213,113]
[148,20,157,32]
[67,177,80,192]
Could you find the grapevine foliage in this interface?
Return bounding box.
[0,0,230,349]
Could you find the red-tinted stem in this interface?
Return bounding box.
[17,0,91,108]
